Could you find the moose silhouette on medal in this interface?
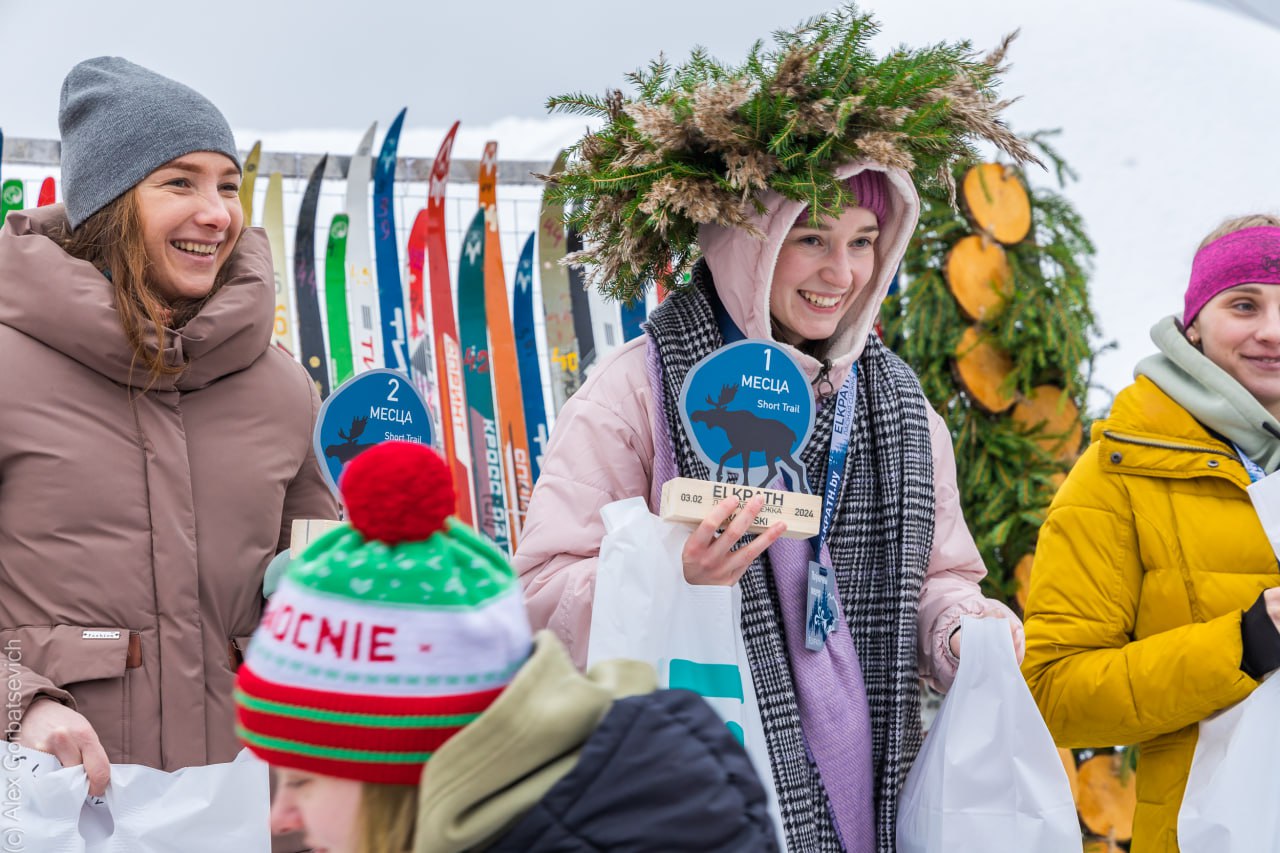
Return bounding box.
[325,415,375,465]
[691,384,805,486]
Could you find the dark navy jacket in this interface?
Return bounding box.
[487,689,779,852]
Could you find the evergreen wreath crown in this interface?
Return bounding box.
[543,4,1039,303]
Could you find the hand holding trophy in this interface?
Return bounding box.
[661,339,825,570]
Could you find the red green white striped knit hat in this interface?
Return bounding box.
[234,442,532,785]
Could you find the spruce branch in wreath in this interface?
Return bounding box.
[541,4,1041,303]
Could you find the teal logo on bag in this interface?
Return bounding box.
[669,659,746,744]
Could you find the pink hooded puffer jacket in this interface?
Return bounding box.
[514,162,1021,690]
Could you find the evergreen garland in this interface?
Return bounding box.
[544,3,1037,302]
[880,134,1100,605]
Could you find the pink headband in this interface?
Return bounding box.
[794,169,890,227]
[1185,226,1280,325]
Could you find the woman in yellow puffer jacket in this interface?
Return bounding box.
[1022,214,1280,852]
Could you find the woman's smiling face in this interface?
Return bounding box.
[134,151,243,304]
[769,205,879,347]
[1190,283,1280,418]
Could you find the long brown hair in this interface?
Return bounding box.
[356,783,417,853]
[52,190,231,385]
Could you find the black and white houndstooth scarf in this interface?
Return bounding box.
[645,262,935,853]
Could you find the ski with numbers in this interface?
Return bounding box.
[346,122,381,374]
[324,213,354,387]
[512,232,549,482]
[457,208,509,551]
[37,178,55,207]
[373,108,410,377]
[294,155,331,398]
[264,171,296,354]
[537,149,580,415]
[412,121,474,525]
[239,141,262,225]
[479,141,533,545]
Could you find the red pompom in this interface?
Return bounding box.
[339,442,456,545]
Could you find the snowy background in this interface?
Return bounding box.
[2,0,1279,412]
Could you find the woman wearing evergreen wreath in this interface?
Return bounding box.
[517,8,1027,851]
[0,56,336,807]
[1022,215,1280,851]
[237,441,777,853]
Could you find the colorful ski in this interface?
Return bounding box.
[263,171,296,354]
[458,209,508,551]
[346,122,381,374]
[239,141,262,225]
[37,178,55,207]
[620,293,646,342]
[479,142,533,546]
[1,180,23,225]
[413,121,474,526]
[407,206,437,416]
[295,155,330,398]
[408,120,455,396]
[324,213,354,387]
[537,149,580,415]
[567,224,597,379]
[512,232,549,482]
[373,108,410,376]
[407,218,430,391]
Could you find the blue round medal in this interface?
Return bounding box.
[313,369,433,497]
[678,340,815,489]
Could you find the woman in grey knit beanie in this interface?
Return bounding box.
[0,57,337,852]
[55,55,246,375]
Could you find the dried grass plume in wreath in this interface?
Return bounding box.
[541,3,1040,304]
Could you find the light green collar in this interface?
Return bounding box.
[1135,315,1280,473]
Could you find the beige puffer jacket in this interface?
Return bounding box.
[0,205,337,771]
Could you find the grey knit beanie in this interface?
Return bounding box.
[59,57,241,229]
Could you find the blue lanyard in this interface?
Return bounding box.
[1234,444,1267,484]
[813,368,857,559]
[707,285,857,556]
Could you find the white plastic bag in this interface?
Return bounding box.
[0,747,270,852]
[588,496,784,849]
[897,616,1082,853]
[99,749,270,852]
[1,746,87,852]
[1178,674,1280,852]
